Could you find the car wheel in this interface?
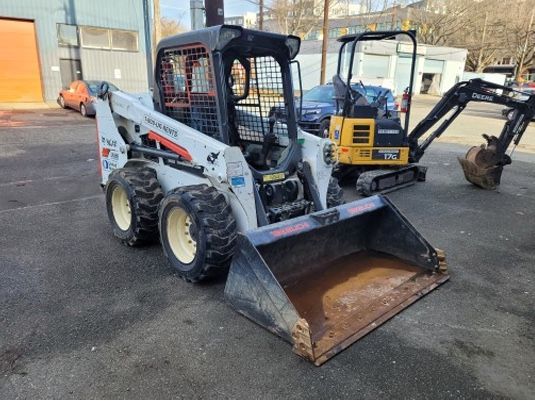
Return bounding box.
[58,96,66,109]
[80,103,87,117]
[319,119,330,138]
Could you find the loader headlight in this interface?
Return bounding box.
[323,141,337,165]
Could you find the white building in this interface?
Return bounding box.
[329,0,363,17]
[296,37,467,96]
[224,12,257,28]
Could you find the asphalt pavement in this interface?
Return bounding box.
[0,106,534,399]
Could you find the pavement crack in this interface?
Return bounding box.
[0,195,103,214]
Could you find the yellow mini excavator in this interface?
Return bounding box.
[329,30,535,195]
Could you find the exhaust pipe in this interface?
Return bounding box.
[224,195,449,365]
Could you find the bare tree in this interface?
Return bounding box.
[409,0,472,46]
[266,0,326,36]
[160,17,186,38]
[453,0,506,72]
[502,0,535,80]
[359,0,409,13]
[248,0,350,37]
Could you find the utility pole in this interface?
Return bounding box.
[258,0,264,30]
[190,0,205,30]
[320,0,330,84]
[206,0,224,26]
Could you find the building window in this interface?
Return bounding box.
[111,30,138,51]
[57,24,79,47]
[328,28,339,38]
[79,27,139,52]
[80,27,110,49]
[502,57,512,65]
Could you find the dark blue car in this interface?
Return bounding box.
[290,83,400,137]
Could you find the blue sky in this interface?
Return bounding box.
[161,0,261,28]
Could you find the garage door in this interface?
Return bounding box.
[0,19,43,102]
[394,56,414,96]
[423,59,444,74]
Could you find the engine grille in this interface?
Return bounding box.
[353,124,371,144]
[359,149,371,158]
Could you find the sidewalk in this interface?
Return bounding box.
[0,101,60,111]
[0,107,91,128]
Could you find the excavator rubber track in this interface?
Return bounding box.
[356,164,427,196]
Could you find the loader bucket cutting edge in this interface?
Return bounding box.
[224,195,449,365]
[458,145,504,190]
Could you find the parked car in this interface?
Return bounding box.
[271,83,400,137]
[58,80,118,117]
[502,86,535,121]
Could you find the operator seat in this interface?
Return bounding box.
[333,74,377,119]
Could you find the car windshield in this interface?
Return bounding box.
[86,81,118,95]
[303,84,394,106]
[351,86,394,103]
[303,86,334,102]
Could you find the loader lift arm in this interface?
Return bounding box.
[408,79,535,164]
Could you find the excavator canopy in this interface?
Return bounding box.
[225,195,449,365]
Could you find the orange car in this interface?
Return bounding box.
[58,80,118,117]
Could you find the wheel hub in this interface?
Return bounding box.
[111,185,131,231]
[167,207,197,264]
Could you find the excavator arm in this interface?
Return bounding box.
[408,79,535,162]
[406,79,535,189]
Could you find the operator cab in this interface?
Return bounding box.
[222,45,293,171]
[154,25,302,175]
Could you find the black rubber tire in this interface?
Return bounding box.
[105,167,163,246]
[326,177,344,208]
[159,185,237,282]
[319,119,330,138]
[80,103,87,117]
[58,96,66,109]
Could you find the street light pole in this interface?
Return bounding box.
[190,0,205,30]
[142,0,153,88]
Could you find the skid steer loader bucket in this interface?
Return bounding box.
[458,145,504,190]
[225,195,449,365]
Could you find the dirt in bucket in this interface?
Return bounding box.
[283,250,423,341]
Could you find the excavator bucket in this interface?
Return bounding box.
[458,145,504,190]
[224,195,449,365]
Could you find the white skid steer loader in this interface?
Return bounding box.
[95,25,449,365]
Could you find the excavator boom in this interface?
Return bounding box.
[407,79,535,188]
